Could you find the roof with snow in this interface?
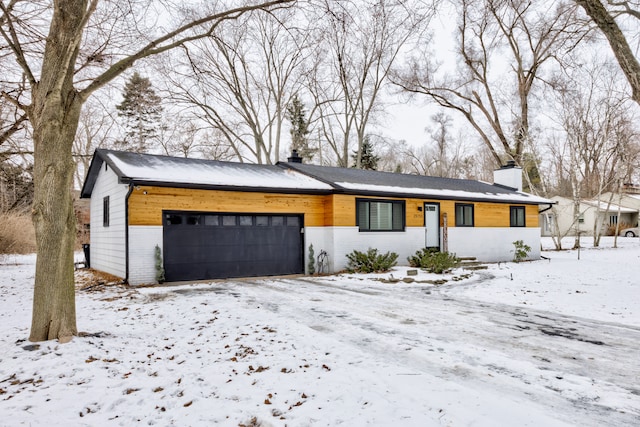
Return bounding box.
[80,150,333,197]
[583,200,638,213]
[280,162,552,205]
[81,149,552,205]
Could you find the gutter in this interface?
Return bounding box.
[124,182,134,284]
[539,203,554,214]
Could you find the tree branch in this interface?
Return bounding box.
[0,0,37,85]
[0,112,28,145]
[575,0,640,104]
[80,0,295,100]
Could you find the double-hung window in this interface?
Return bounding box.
[356,199,405,231]
[510,206,526,227]
[455,203,474,227]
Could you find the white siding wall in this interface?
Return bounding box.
[305,226,425,272]
[128,226,163,285]
[127,223,541,281]
[89,165,129,278]
[447,227,541,262]
[303,227,328,274]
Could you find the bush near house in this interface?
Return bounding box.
[512,240,531,263]
[346,248,398,273]
[607,222,634,236]
[408,248,460,274]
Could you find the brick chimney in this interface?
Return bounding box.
[493,160,522,191]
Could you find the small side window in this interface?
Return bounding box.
[103,196,110,227]
[510,206,526,227]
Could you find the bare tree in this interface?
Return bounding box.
[550,59,639,247]
[574,0,640,105]
[0,0,295,342]
[395,0,585,171]
[307,0,431,167]
[73,96,117,188]
[163,8,307,164]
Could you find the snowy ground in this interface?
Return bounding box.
[1,237,639,426]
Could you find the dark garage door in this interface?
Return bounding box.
[162,211,304,282]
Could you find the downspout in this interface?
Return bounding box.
[538,203,554,214]
[124,183,134,284]
[538,204,554,236]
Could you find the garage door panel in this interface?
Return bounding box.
[163,212,303,282]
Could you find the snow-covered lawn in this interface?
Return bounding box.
[1,237,639,426]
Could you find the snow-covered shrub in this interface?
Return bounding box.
[307,244,315,275]
[154,245,165,283]
[345,248,398,273]
[408,248,459,274]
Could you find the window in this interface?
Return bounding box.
[239,215,253,226]
[455,203,474,227]
[510,206,526,227]
[610,215,618,225]
[222,215,236,226]
[356,199,405,231]
[256,216,269,226]
[103,196,110,227]
[578,214,585,224]
[204,215,219,226]
[165,214,182,225]
[186,215,200,225]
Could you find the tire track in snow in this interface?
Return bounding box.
[228,276,640,426]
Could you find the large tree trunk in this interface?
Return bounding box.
[575,0,640,105]
[28,0,87,342]
[29,100,81,342]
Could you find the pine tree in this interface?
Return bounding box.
[286,94,316,161]
[352,136,379,170]
[116,72,163,153]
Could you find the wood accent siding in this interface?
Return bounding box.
[128,186,541,228]
[526,204,540,227]
[128,186,327,226]
[327,196,539,228]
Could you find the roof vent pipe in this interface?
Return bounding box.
[287,149,303,163]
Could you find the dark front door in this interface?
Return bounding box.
[163,211,303,282]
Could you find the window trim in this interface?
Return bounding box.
[510,205,526,227]
[103,196,110,227]
[356,198,405,232]
[455,203,474,227]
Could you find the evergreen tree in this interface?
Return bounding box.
[286,94,316,161]
[352,136,379,170]
[0,159,33,212]
[116,72,163,153]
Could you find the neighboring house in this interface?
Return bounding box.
[540,196,638,237]
[80,150,553,285]
[73,191,91,245]
[600,190,640,221]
